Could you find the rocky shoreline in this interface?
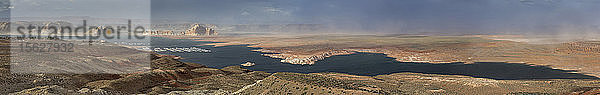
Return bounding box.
[258,49,355,65]
[256,48,469,65]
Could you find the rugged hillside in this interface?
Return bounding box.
[4,53,270,95]
[240,72,600,95]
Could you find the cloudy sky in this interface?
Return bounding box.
[5,0,600,34]
[152,0,600,34]
[0,0,8,19]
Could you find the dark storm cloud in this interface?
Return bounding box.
[155,0,600,34]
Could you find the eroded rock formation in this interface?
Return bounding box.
[184,24,217,36]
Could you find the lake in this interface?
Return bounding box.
[151,37,598,80]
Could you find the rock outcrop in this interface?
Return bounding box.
[185,24,217,36]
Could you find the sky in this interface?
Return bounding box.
[9,0,150,19]
[3,0,600,34]
[0,0,8,20]
[152,0,600,34]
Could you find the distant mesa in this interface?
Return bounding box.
[149,24,218,36]
[185,24,218,36]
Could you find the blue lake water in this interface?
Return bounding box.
[151,37,598,80]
